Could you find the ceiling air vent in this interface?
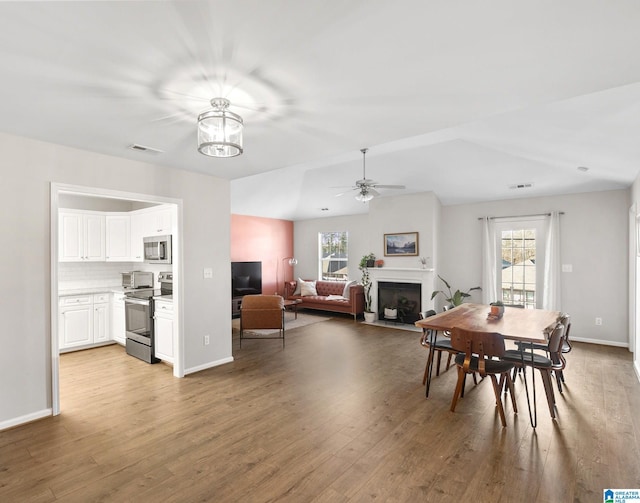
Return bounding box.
[128,144,164,154]
[508,183,533,190]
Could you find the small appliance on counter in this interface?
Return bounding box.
[121,271,153,290]
[144,235,172,264]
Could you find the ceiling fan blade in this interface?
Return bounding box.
[368,187,381,197]
[373,184,406,190]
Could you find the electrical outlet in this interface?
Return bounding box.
[203,268,213,279]
[595,317,602,326]
[204,335,210,345]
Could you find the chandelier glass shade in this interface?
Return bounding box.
[197,98,243,158]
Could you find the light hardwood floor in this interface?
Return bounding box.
[2,316,640,502]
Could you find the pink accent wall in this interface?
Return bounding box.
[231,214,294,296]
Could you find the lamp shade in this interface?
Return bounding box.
[197,98,243,158]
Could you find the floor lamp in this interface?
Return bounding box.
[281,256,298,296]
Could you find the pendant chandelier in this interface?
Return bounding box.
[197,98,243,158]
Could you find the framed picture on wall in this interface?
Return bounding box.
[384,232,419,256]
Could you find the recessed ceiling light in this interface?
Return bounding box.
[128,144,164,154]
[577,166,589,172]
[508,183,533,190]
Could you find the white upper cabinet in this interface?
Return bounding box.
[59,211,105,262]
[59,206,172,263]
[105,215,131,262]
[131,206,173,262]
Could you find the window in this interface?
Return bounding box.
[495,219,545,309]
[319,232,348,280]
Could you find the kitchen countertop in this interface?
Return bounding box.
[59,286,125,296]
[153,294,173,302]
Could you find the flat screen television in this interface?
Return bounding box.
[231,261,262,297]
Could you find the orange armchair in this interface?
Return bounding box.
[240,295,285,348]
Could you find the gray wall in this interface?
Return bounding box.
[293,192,441,284]
[439,189,629,345]
[0,132,232,428]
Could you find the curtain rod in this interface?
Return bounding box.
[477,212,564,221]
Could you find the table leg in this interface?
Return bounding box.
[425,329,437,398]
[519,341,538,428]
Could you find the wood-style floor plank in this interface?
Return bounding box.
[1,315,640,502]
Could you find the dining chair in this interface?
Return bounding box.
[500,322,565,419]
[513,313,570,392]
[449,327,518,427]
[419,310,456,382]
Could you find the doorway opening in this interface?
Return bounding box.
[51,183,183,416]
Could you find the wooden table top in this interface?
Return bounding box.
[415,303,561,344]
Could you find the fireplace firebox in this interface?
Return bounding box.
[377,281,422,324]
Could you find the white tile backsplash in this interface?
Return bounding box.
[58,262,172,291]
[59,262,134,291]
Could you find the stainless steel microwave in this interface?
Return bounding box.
[143,235,172,264]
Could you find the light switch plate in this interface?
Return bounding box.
[203,268,213,279]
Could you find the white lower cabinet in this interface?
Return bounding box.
[154,300,174,363]
[59,293,112,352]
[93,294,110,343]
[111,293,126,345]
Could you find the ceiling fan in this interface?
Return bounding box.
[335,148,406,202]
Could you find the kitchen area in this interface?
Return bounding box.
[57,193,178,368]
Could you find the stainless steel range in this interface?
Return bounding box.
[124,271,173,364]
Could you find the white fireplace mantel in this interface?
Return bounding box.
[368,267,435,318]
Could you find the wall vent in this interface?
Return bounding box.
[128,144,164,154]
[508,183,533,190]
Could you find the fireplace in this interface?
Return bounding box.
[378,281,422,324]
[367,267,434,324]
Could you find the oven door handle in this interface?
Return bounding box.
[125,298,150,306]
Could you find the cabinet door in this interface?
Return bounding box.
[111,295,126,345]
[59,212,84,261]
[154,307,174,363]
[93,302,110,342]
[105,215,131,261]
[130,212,148,262]
[153,207,173,235]
[60,305,92,349]
[84,214,106,261]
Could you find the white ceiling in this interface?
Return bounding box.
[1,1,639,220]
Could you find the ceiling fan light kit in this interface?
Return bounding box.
[336,148,405,202]
[197,98,243,158]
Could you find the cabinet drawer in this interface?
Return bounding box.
[154,301,173,314]
[93,293,109,304]
[59,295,92,307]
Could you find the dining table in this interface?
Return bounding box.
[415,303,561,427]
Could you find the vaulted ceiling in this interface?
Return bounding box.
[1,1,639,219]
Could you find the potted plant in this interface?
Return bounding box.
[359,253,376,321]
[359,252,376,269]
[430,275,481,308]
[489,300,505,318]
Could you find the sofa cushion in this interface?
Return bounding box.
[300,280,318,296]
[342,280,357,299]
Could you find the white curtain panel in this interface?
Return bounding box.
[481,217,497,304]
[543,211,561,310]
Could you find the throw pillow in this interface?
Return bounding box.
[342,280,357,300]
[293,277,304,296]
[300,280,318,297]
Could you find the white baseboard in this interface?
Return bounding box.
[185,356,234,375]
[634,360,640,384]
[571,336,629,348]
[0,408,52,431]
